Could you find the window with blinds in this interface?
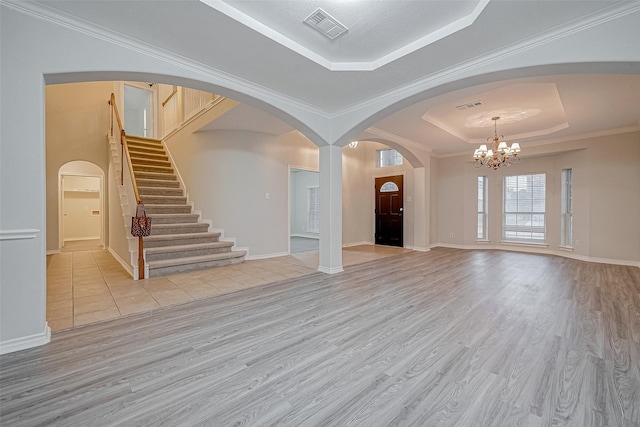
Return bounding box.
[477,176,488,240]
[503,173,546,243]
[561,168,573,246]
[307,186,320,234]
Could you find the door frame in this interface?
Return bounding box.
[58,172,105,250]
[373,173,405,247]
[288,165,319,255]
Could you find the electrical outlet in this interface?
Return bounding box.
[265,192,270,200]
[449,232,454,238]
[575,239,579,246]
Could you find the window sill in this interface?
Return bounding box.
[500,240,549,248]
[558,245,574,252]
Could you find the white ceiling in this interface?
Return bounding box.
[32,0,640,156]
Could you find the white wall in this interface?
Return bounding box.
[432,132,640,265]
[166,128,320,257]
[62,176,101,241]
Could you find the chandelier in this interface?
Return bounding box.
[473,116,521,170]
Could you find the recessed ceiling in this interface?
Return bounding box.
[422,83,568,144]
[202,0,488,70]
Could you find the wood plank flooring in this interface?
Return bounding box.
[1,248,639,426]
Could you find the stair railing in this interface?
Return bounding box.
[109,93,145,280]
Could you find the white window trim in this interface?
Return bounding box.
[477,176,488,240]
[561,168,573,248]
[502,173,547,244]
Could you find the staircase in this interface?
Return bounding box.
[126,135,246,277]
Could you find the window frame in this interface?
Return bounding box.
[502,173,547,244]
[306,186,320,234]
[561,168,573,247]
[376,148,403,168]
[477,176,488,240]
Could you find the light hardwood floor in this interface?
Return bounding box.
[46,244,410,331]
[2,248,639,426]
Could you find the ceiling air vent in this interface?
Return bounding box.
[456,101,483,111]
[303,8,348,40]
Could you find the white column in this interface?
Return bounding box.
[412,167,430,252]
[318,145,343,274]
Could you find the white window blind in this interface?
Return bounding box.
[503,173,546,243]
[477,176,488,239]
[561,168,573,246]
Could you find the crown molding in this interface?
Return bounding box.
[1,0,331,119]
[434,124,640,158]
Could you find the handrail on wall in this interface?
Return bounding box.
[109,93,145,280]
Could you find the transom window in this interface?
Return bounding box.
[380,182,399,192]
[503,173,546,243]
[377,149,403,168]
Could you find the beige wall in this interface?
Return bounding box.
[62,176,101,241]
[431,132,640,264]
[45,82,114,251]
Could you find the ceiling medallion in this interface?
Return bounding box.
[473,117,521,170]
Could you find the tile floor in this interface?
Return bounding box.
[46,243,411,332]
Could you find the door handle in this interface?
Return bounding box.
[399,207,403,212]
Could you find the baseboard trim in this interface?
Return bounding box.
[107,247,135,278]
[291,233,320,240]
[46,249,61,255]
[245,251,288,261]
[0,323,51,355]
[64,236,100,242]
[429,243,639,267]
[317,265,344,274]
[342,241,374,248]
[406,246,430,252]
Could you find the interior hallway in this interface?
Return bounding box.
[47,242,411,332]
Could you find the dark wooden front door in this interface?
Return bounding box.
[375,175,403,247]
